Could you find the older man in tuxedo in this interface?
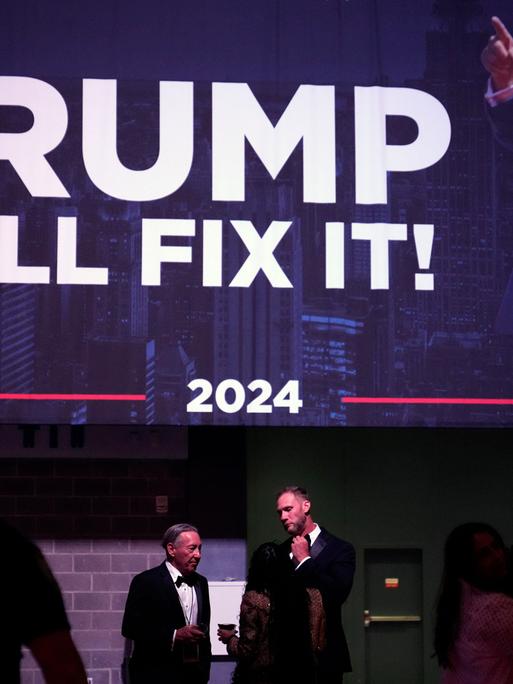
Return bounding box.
[122,523,211,684]
[276,485,355,684]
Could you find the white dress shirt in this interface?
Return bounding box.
[166,561,199,647]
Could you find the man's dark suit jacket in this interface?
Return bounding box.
[488,98,513,153]
[122,562,211,684]
[486,100,513,335]
[283,527,355,682]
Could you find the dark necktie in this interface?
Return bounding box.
[305,534,312,550]
[176,574,196,587]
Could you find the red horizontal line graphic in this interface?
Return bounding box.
[342,397,513,405]
[0,394,146,401]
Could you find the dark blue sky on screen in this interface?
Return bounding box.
[1,1,512,84]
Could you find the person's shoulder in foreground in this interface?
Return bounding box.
[0,518,88,684]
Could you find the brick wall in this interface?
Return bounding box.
[1,427,247,684]
[0,457,188,539]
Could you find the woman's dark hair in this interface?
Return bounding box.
[245,541,290,593]
[233,541,314,684]
[434,522,506,668]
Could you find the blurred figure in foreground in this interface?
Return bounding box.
[0,518,87,684]
[218,541,325,684]
[434,522,513,684]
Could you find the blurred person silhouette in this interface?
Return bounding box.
[434,522,513,684]
[0,518,87,684]
[217,541,325,684]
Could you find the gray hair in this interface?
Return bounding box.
[161,523,199,550]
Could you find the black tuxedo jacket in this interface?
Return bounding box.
[122,562,211,684]
[283,527,355,680]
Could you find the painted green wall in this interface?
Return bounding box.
[246,427,513,684]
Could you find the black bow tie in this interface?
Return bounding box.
[176,574,196,588]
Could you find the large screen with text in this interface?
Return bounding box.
[1,0,513,426]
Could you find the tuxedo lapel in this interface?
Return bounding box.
[194,576,205,625]
[310,529,328,560]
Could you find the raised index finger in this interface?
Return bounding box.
[492,16,513,46]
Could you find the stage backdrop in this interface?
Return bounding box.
[1,0,513,427]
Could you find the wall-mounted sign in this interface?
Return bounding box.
[385,578,399,589]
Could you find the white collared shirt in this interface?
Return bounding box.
[166,561,198,626]
[307,523,321,547]
[485,77,513,108]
